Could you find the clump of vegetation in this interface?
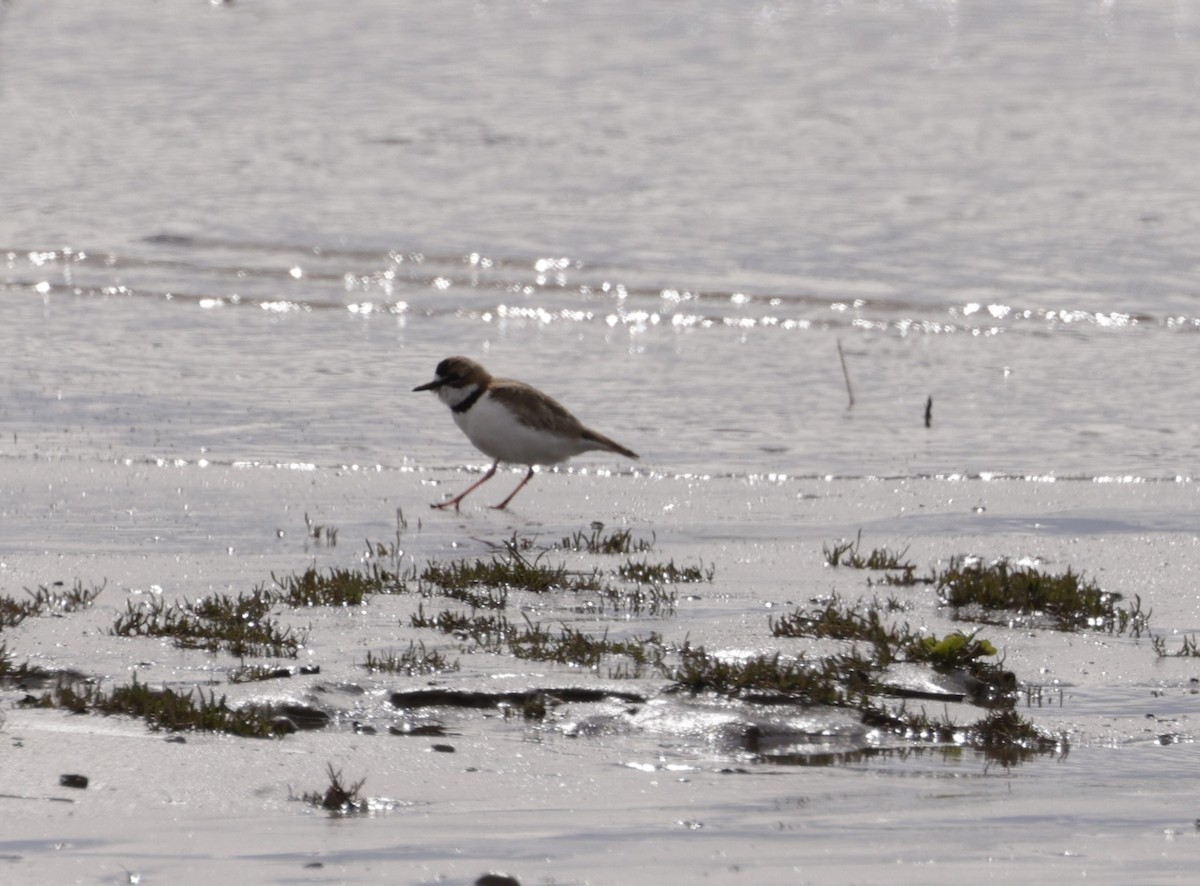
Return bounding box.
[821,537,1149,636]
[98,519,422,663]
[304,512,339,547]
[770,593,1015,703]
[908,630,996,669]
[965,708,1063,766]
[507,617,667,674]
[584,582,677,618]
[823,532,924,585]
[907,630,1017,701]
[907,624,993,667]
[936,556,1148,634]
[863,704,1062,766]
[771,593,908,648]
[618,558,714,585]
[111,556,420,660]
[273,564,406,607]
[0,596,29,630]
[410,606,665,675]
[671,644,1057,765]
[112,592,307,658]
[416,533,687,618]
[298,764,369,814]
[772,597,1008,681]
[0,579,105,630]
[824,532,914,571]
[0,642,51,684]
[1151,633,1200,658]
[426,577,510,611]
[418,547,603,596]
[27,579,106,614]
[554,524,655,555]
[410,604,511,650]
[670,644,870,706]
[21,674,279,738]
[363,641,459,675]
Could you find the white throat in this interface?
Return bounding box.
[438,383,482,411]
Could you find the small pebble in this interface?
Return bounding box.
[475,874,520,886]
[60,774,89,789]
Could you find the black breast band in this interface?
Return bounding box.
[451,387,485,414]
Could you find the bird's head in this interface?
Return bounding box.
[413,357,491,402]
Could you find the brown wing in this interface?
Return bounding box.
[488,380,585,436]
[490,379,639,459]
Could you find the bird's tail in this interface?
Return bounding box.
[580,427,639,460]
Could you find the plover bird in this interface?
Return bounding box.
[413,356,639,511]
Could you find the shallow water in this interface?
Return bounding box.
[3,1,1200,481]
[3,1,1200,883]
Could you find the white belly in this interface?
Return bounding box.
[453,394,588,465]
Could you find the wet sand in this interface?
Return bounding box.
[3,460,1199,884]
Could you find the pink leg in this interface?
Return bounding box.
[433,460,498,511]
[490,466,536,510]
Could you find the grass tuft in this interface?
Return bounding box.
[772,593,905,641]
[965,708,1064,766]
[0,579,105,630]
[298,764,368,814]
[823,531,914,572]
[419,547,602,596]
[22,674,279,737]
[554,524,655,555]
[363,641,459,675]
[670,644,867,706]
[410,606,665,675]
[304,512,339,547]
[0,641,52,684]
[1151,633,1200,657]
[112,591,307,658]
[585,582,677,618]
[618,558,714,584]
[273,564,406,607]
[936,556,1149,633]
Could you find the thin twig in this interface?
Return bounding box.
[837,339,855,409]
